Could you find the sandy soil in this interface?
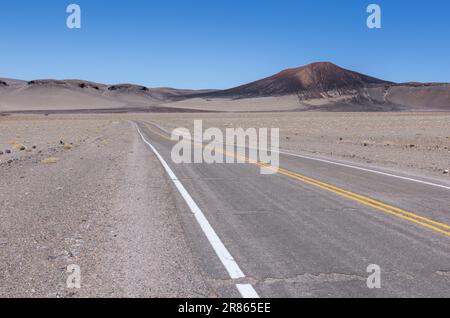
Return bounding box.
[161,96,304,112]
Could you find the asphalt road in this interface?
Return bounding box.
[135,120,450,298]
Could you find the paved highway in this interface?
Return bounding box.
[135,120,450,298]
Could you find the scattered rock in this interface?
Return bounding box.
[63,143,73,150]
[13,144,27,151]
[32,145,37,149]
[5,149,11,154]
[444,170,449,175]
[0,151,3,155]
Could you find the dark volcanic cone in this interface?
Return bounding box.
[197,62,392,99]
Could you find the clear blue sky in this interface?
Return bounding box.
[0,0,449,89]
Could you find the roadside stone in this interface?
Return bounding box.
[13,144,27,151]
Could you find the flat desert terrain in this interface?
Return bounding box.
[2,112,449,179]
[1,112,450,297]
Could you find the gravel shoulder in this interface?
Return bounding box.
[0,117,213,297]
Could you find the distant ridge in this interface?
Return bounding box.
[0,62,449,112]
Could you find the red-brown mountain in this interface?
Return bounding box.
[195,62,392,99]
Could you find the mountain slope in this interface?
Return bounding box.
[0,79,212,112]
[1,62,449,112]
[192,62,392,99]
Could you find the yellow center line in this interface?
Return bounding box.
[140,122,450,237]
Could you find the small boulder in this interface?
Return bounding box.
[13,144,26,151]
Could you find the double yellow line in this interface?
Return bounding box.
[142,122,450,237]
[263,164,450,237]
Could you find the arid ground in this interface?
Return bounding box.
[2,112,449,179]
[1,112,450,297]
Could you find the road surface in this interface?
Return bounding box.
[135,120,450,298]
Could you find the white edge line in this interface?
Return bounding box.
[135,124,260,299]
[278,150,450,191]
[236,284,260,299]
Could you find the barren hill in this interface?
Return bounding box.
[194,62,391,99]
[1,62,449,113]
[176,62,450,111]
[0,79,212,112]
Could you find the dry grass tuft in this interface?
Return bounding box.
[63,143,73,150]
[41,157,59,164]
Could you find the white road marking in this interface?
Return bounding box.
[236,284,260,298]
[278,150,450,191]
[135,124,260,299]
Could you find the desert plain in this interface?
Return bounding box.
[1,111,450,297]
